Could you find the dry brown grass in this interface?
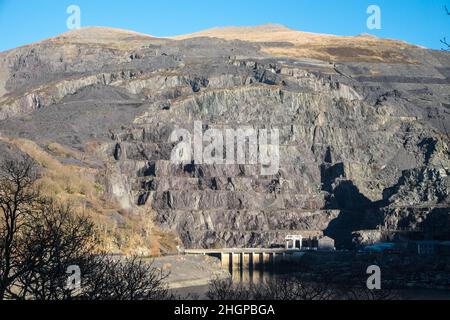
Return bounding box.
[171,24,418,63]
[47,142,81,159]
[0,135,178,256]
[48,27,167,51]
[0,137,96,200]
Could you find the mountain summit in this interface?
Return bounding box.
[0,24,449,253]
[2,24,418,63]
[171,23,417,63]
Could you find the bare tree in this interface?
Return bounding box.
[251,277,337,301]
[207,276,335,301]
[442,6,450,50]
[81,256,171,300]
[339,286,399,301]
[206,276,398,301]
[0,156,39,299]
[207,277,251,300]
[0,156,172,300]
[10,201,98,300]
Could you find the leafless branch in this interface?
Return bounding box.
[206,275,398,301]
[1,157,171,300]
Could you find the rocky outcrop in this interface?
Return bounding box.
[384,167,450,207]
[0,26,449,251]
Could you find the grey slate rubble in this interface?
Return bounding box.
[0,27,449,249]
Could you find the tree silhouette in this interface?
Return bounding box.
[0,156,171,300]
[0,157,39,299]
[442,6,450,50]
[206,276,399,301]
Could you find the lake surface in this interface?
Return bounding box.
[172,267,450,300]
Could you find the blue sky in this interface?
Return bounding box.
[0,0,449,52]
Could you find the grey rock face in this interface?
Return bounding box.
[384,167,450,206]
[0,27,449,249]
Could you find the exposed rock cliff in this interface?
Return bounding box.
[0,25,449,251]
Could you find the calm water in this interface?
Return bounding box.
[172,267,450,300]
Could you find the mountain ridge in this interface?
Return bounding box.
[0,22,449,254]
[1,23,417,55]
